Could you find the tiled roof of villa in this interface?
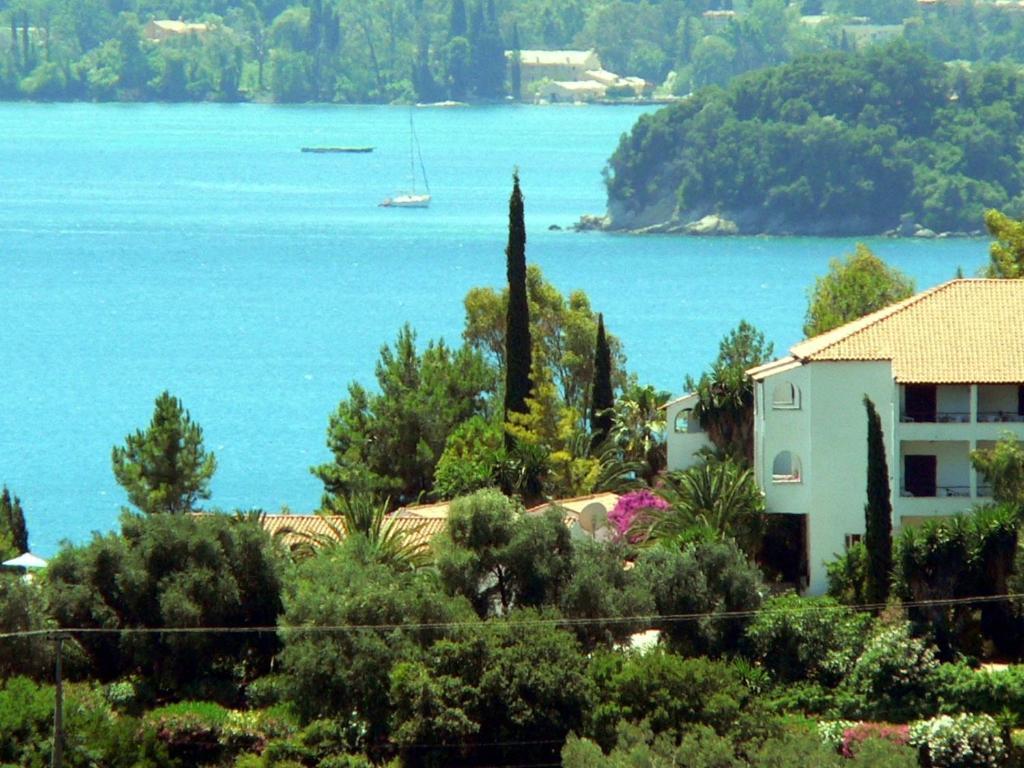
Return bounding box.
[527,491,621,526]
[259,507,447,552]
[754,279,1024,383]
[253,493,619,553]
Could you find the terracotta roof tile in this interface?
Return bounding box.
[259,513,446,552]
[780,279,1024,383]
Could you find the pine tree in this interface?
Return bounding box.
[863,396,893,605]
[0,486,28,554]
[504,170,532,446]
[112,391,217,515]
[590,313,614,447]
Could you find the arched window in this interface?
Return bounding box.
[772,451,802,482]
[674,408,701,434]
[772,381,800,409]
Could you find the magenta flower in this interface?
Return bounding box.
[608,489,670,540]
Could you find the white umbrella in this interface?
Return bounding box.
[2,552,48,569]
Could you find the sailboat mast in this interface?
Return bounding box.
[409,112,417,195]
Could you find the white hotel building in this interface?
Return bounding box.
[667,279,1024,595]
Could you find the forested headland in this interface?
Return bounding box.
[4,0,1024,103]
[604,41,1024,236]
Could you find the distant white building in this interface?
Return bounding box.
[665,279,1024,595]
[145,19,211,42]
[535,79,608,103]
[507,49,649,102]
[511,49,602,89]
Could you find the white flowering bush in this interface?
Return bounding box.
[909,713,1006,768]
[818,720,856,750]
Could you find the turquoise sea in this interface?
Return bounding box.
[0,102,989,554]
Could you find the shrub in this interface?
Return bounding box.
[818,720,857,751]
[390,610,592,767]
[143,700,229,765]
[750,726,843,767]
[279,541,474,742]
[0,576,54,680]
[909,713,1007,768]
[850,737,920,766]
[0,677,146,768]
[892,505,1020,657]
[932,663,1024,724]
[559,540,653,649]
[826,542,868,605]
[840,723,910,758]
[587,651,768,749]
[744,594,870,684]
[45,512,285,703]
[631,539,764,657]
[840,620,939,720]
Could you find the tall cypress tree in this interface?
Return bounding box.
[504,170,531,445]
[863,396,893,605]
[0,485,28,554]
[590,313,614,447]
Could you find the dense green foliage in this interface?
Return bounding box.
[8,476,1024,765]
[312,324,495,506]
[463,263,627,428]
[688,321,774,464]
[607,41,1024,234]
[7,0,1024,103]
[971,434,1024,506]
[892,505,1021,658]
[0,485,28,557]
[111,390,217,515]
[45,511,283,702]
[278,535,474,745]
[984,209,1024,278]
[14,197,1024,768]
[435,489,573,615]
[804,245,915,337]
[863,396,893,605]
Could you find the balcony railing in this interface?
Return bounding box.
[901,411,970,423]
[900,485,971,498]
[977,411,1024,423]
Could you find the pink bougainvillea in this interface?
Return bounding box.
[841,723,910,758]
[608,489,670,540]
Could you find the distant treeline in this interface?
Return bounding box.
[606,41,1024,235]
[3,0,1024,103]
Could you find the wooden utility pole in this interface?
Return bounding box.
[50,632,69,768]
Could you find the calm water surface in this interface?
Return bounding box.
[0,103,988,553]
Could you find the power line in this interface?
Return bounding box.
[2,592,1020,641]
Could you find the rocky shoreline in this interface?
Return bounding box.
[572,212,984,238]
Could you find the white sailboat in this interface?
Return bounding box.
[380,113,431,208]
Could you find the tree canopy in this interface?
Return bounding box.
[312,324,495,507]
[804,244,915,337]
[111,391,217,515]
[984,209,1024,278]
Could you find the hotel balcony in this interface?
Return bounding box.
[900,384,1024,424]
[896,439,997,522]
[898,384,1024,443]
